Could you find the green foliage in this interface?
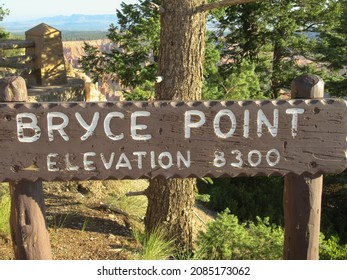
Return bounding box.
[212,0,345,98]
[80,0,224,101]
[222,60,264,100]
[197,177,284,225]
[319,233,347,260]
[79,0,160,99]
[321,171,347,243]
[314,0,347,97]
[0,184,11,237]
[197,209,284,260]
[196,210,347,260]
[202,31,222,99]
[0,4,9,39]
[126,80,155,101]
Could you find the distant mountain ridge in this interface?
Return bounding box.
[1,14,118,33]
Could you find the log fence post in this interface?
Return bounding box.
[283,74,324,260]
[0,76,52,259]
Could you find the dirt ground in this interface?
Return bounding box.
[0,180,214,260]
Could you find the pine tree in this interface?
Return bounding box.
[80,0,260,251]
[79,0,160,99]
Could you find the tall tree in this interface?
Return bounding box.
[144,0,208,251]
[145,0,261,251]
[80,0,260,251]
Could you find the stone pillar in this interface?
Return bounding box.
[25,23,67,86]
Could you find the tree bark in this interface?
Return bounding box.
[145,0,208,251]
[0,76,52,260]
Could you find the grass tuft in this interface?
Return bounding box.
[133,226,176,260]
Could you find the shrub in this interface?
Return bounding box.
[319,233,347,260]
[197,177,284,225]
[196,209,283,260]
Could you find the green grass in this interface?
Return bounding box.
[104,180,148,230]
[0,184,11,237]
[133,227,176,260]
[49,213,70,230]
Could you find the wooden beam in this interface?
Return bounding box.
[0,40,35,50]
[0,55,35,68]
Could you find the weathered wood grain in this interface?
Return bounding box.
[0,99,345,182]
[0,76,52,260]
[284,74,325,260]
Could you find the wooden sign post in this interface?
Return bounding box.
[0,98,345,182]
[0,76,52,260]
[283,74,325,260]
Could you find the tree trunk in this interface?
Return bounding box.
[0,76,52,259]
[145,0,207,251]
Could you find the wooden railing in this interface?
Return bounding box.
[0,39,35,50]
[0,23,67,86]
[0,39,36,74]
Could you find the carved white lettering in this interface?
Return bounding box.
[131,111,152,140]
[16,113,41,143]
[116,153,132,170]
[158,152,173,169]
[214,151,226,167]
[47,112,70,142]
[75,112,99,141]
[266,149,281,166]
[84,152,96,171]
[215,148,281,169]
[100,152,115,170]
[177,150,191,168]
[285,108,305,137]
[133,151,147,169]
[104,112,124,141]
[65,153,79,171]
[150,151,156,168]
[231,150,243,168]
[213,109,237,138]
[47,153,59,171]
[243,109,250,138]
[184,110,206,139]
[257,109,278,137]
[248,150,262,167]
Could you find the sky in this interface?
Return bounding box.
[1,0,139,21]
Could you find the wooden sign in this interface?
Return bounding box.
[0,99,346,182]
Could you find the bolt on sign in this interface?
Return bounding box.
[0,99,346,182]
